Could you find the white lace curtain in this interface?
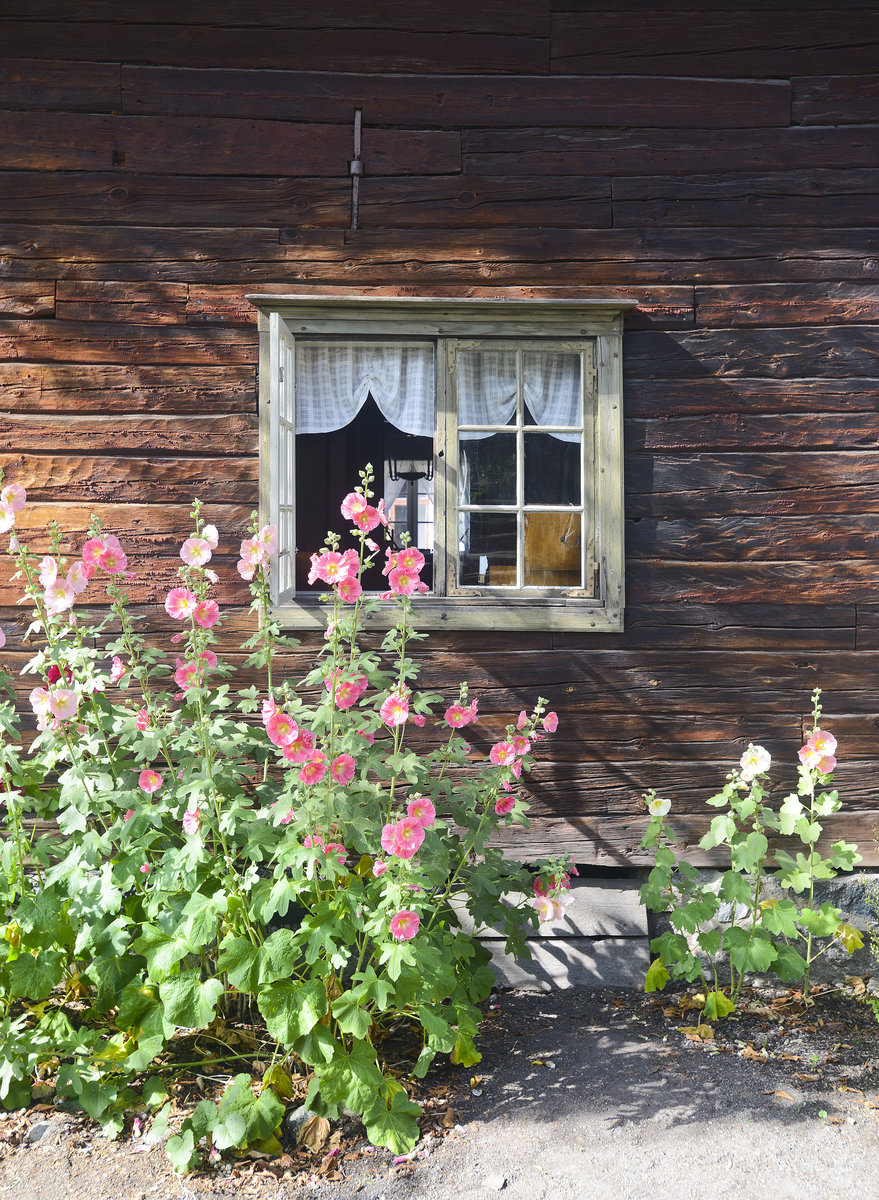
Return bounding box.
[458,350,581,443]
[295,343,435,436]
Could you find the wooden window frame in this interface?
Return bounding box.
[249,295,634,633]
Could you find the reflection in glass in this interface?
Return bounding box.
[524,434,581,506]
[524,512,582,588]
[458,513,517,587]
[459,434,516,506]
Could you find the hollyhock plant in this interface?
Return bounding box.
[0,462,569,1169]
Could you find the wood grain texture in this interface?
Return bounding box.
[121,66,791,128]
[0,363,255,414]
[0,56,120,111]
[792,74,879,125]
[0,454,258,503]
[0,320,256,365]
[626,413,879,452]
[0,283,54,317]
[695,284,879,327]
[0,413,258,455]
[625,377,879,418]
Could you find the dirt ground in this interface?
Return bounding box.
[2,982,879,1200]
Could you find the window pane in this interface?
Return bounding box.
[457,350,517,427]
[459,513,517,587]
[524,433,581,505]
[524,512,582,588]
[460,434,516,505]
[523,352,581,427]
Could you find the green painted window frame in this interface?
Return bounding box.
[249,295,633,633]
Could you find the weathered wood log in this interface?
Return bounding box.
[0,413,258,455]
[1,19,548,73]
[0,320,256,365]
[626,562,879,605]
[55,280,189,325]
[0,454,258,503]
[625,378,879,418]
[6,503,252,554]
[695,283,879,327]
[0,111,462,176]
[0,282,54,317]
[626,515,879,560]
[625,328,879,380]
[626,414,879,453]
[550,10,879,77]
[792,74,879,125]
[463,126,879,176]
[0,363,255,414]
[122,65,792,128]
[0,55,120,111]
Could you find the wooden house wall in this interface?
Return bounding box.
[1,1,879,866]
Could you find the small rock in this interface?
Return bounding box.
[284,1104,314,1139]
[482,1173,507,1190]
[24,1120,53,1145]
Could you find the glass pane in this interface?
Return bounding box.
[457,350,517,427]
[525,433,581,505]
[459,434,516,505]
[523,352,581,427]
[458,513,517,587]
[524,512,582,588]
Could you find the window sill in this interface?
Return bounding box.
[272,597,624,633]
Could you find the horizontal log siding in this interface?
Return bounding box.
[1,1,878,866]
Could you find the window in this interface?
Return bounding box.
[250,296,632,631]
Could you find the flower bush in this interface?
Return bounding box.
[0,466,565,1169]
[640,689,863,1021]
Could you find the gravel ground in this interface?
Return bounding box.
[2,983,879,1200]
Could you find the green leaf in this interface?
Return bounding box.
[731,831,768,874]
[217,936,262,994]
[450,1029,482,1067]
[697,929,723,957]
[132,925,194,980]
[702,990,734,1021]
[724,928,776,974]
[799,903,841,938]
[292,1023,337,1065]
[644,957,671,993]
[699,813,736,851]
[166,1129,197,1173]
[257,978,327,1045]
[836,922,864,954]
[217,1074,285,1146]
[718,871,752,905]
[259,928,303,984]
[309,1042,385,1118]
[773,944,807,982]
[331,990,373,1040]
[7,949,65,1001]
[760,898,799,938]
[160,972,224,1029]
[363,1089,422,1156]
[417,1005,457,1052]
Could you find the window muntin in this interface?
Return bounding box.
[255,297,628,632]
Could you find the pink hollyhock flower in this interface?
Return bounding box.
[110,656,127,683]
[341,492,368,520]
[67,561,93,594]
[323,841,347,866]
[135,707,150,730]
[382,548,399,577]
[332,678,364,711]
[444,703,472,728]
[180,536,212,567]
[29,687,52,730]
[331,753,356,785]
[510,758,522,778]
[467,698,479,723]
[309,550,350,586]
[357,728,376,745]
[299,751,328,785]
[543,711,559,733]
[516,709,529,730]
[387,816,425,860]
[39,556,58,588]
[266,710,299,747]
[494,794,516,816]
[389,910,420,941]
[281,727,315,763]
[93,534,128,573]
[182,805,201,835]
[388,566,420,596]
[380,823,398,855]
[489,741,517,766]
[165,587,197,619]
[396,546,425,573]
[255,524,278,555]
[262,695,279,725]
[237,556,256,581]
[194,599,220,628]
[0,626,5,650]
[174,658,198,690]
[140,863,151,874]
[46,664,71,685]
[201,524,219,549]
[303,833,325,852]
[376,499,388,527]
[0,482,26,512]
[0,502,16,534]
[352,505,381,533]
[380,692,409,727]
[411,713,426,727]
[44,578,75,616]
[48,688,79,723]
[512,734,531,757]
[138,768,162,794]
[407,795,436,827]
[372,859,388,877]
[337,576,363,604]
[124,809,135,821]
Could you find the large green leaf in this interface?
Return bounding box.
[217,936,262,993]
[257,978,327,1045]
[160,972,224,1029]
[259,929,303,984]
[331,990,372,1040]
[363,1089,422,1155]
[7,949,65,1001]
